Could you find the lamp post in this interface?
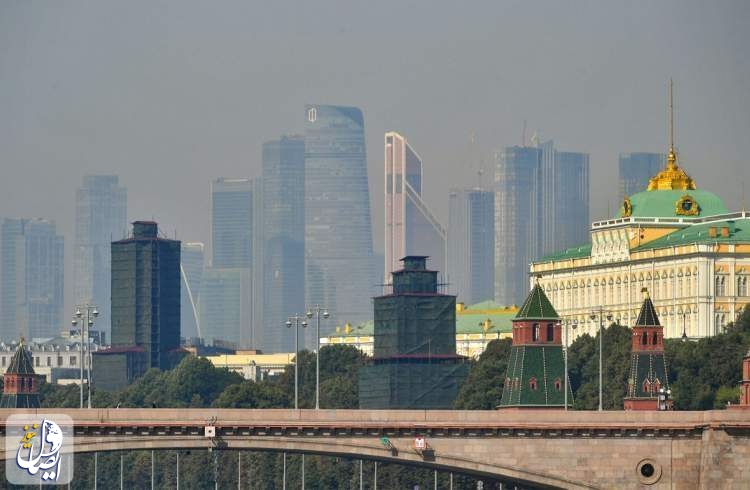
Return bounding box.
[72,304,98,408]
[557,319,578,410]
[658,387,672,410]
[681,311,688,342]
[589,308,612,411]
[285,314,308,409]
[306,304,330,410]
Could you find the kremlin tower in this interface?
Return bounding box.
[498,280,571,409]
[624,289,672,410]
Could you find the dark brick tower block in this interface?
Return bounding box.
[359,256,468,409]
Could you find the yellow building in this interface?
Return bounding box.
[204,351,294,381]
[320,301,517,358]
[531,141,750,340]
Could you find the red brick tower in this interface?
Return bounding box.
[0,339,42,408]
[624,288,672,410]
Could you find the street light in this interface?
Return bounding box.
[306,305,330,410]
[658,387,672,411]
[590,308,613,411]
[557,318,578,410]
[72,304,98,408]
[286,314,308,409]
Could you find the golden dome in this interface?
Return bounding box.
[647,148,696,191]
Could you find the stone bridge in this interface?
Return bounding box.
[2,408,749,489]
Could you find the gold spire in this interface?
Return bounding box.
[647,80,697,191]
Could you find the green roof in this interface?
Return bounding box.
[620,189,728,218]
[635,296,661,326]
[499,345,571,408]
[515,284,559,321]
[538,243,592,262]
[456,301,517,335]
[633,217,750,251]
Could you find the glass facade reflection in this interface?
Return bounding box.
[304,105,375,343]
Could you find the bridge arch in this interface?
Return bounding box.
[64,435,592,489]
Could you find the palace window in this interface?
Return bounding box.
[716,275,727,296]
[738,276,748,297]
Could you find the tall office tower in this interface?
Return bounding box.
[494,147,542,306]
[208,178,262,348]
[1,219,64,341]
[199,267,252,347]
[537,141,590,256]
[180,242,204,340]
[73,175,127,340]
[211,178,253,268]
[95,221,181,390]
[619,153,665,201]
[304,105,375,342]
[384,131,446,287]
[554,151,590,251]
[262,135,305,352]
[447,188,495,304]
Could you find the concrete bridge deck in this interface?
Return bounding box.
[2,408,750,489]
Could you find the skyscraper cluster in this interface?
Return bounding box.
[190,105,375,352]
[0,176,126,344]
[493,140,590,306]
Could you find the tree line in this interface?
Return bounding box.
[18,306,750,488]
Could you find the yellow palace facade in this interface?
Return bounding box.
[531,146,750,341]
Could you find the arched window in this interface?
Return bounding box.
[653,379,661,393]
[554,377,562,391]
[652,332,658,345]
[738,276,748,297]
[529,377,538,391]
[533,323,540,341]
[546,323,554,342]
[642,331,648,345]
[642,379,651,393]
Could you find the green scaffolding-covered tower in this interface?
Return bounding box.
[359,256,469,409]
[498,282,571,409]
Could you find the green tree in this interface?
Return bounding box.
[454,339,511,409]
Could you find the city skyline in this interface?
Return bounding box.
[2,1,748,321]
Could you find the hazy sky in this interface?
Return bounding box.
[2,1,749,312]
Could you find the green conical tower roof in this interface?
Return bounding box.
[635,290,661,326]
[515,283,559,321]
[6,341,36,375]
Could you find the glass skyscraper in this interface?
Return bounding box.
[206,178,262,348]
[73,175,127,340]
[1,219,64,341]
[211,178,254,269]
[555,151,590,251]
[494,146,542,306]
[494,141,590,306]
[619,153,664,201]
[304,105,375,341]
[384,131,445,286]
[262,135,305,352]
[180,242,204,340]
[447,188,495,305]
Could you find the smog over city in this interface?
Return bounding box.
[2,1,750,487]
